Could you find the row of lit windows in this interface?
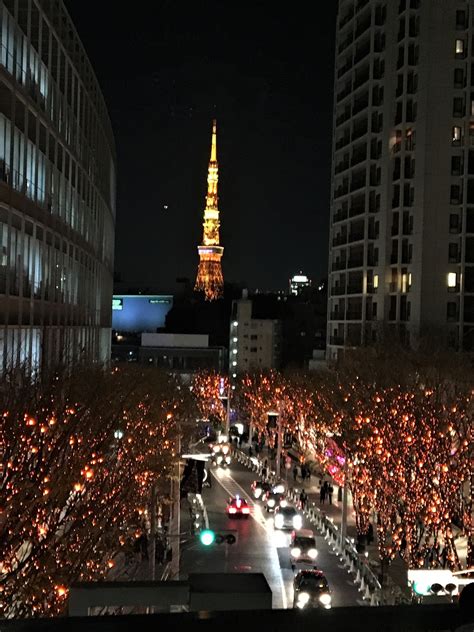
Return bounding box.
[0,9,115,216]
[0,105,114,267]
[0,6,115,214]
[0,213,103,322]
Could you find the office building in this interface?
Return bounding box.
[229,292,281,377]
[0,0,116,370]
[328,0,474,359]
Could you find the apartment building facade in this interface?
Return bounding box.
[328,0,474,358]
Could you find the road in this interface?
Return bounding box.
[180,461,363,610]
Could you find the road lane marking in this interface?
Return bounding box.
[211,469,289,609]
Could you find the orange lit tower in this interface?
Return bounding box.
[194,119,224,300]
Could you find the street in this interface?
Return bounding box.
[180,461,364,609]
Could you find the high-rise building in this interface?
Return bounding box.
[0,0,116,370]
[328,0,474,359]
[195,119,224,301]
[289,272,311,296]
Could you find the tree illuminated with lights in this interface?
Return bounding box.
[0,366,194,617]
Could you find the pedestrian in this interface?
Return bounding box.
[248,445,253,457]
[305,467,311,481]
[367,522,374,544]
[327,483,334,505]
[138,532,148,561]
[300,489,308,511]
[293,464,298,482]
[262,466,267,480]
[319,484,326,505]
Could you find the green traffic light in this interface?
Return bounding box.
[200,529,216,546]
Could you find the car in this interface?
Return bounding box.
[263,490,285,513]
[290,529,318,568]
[226,495,250,518]
[293,569,331,609]
[251,480,272,500]
[211,443,232,468]
[274,505,303,530]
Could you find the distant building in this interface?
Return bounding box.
[289,273,312,296]
[112,295,173,333]
[112,332,225,378]
[229,293,281,377]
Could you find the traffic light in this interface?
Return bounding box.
[198,529,237,546]
[199,530,216,546]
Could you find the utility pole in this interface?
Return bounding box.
[225,385,231,436]
[149,483,158,580]
[275,405,282,479]
[340,458,348,550]
[169,427,182,579]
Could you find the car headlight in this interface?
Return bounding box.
[254,489,262,499]
[308,548,318,559]
[222,445,229,455]
[273,484,284,494]
[280,499,288,508]
[268,498,275,507]
[293,515,303,529]
[319,593,332,607]
[290,547,301,558]
[217,455,223,464]
[275,515,284,528]
[297,592,310,607]
[225,455,231,464]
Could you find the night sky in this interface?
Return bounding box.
[65,2,337,292]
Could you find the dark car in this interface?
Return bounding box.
[263,490,285,513]
[293,569,332,609]
[251,480,272,500]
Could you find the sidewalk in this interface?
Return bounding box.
[239,440,410,600]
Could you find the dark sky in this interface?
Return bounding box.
[65,2,337,293]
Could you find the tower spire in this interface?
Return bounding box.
[194,120,224,300]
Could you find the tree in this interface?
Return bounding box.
[0,365,194,617]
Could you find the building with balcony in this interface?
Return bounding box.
[328,0,474,358]
[0,0,116,370]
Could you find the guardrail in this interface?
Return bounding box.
[234,447,386,606]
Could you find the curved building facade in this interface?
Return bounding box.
[0,0,116,369]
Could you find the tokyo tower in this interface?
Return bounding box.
[194,119,224,300]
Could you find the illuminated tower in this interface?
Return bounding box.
[195,119,224,300]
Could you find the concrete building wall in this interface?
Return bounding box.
[229,299,280,376]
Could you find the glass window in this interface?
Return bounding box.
[455,39,465,57]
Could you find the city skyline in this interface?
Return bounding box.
[64,1,337,292]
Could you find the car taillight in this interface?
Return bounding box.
[242,507,250,514]
[228,507,237,514]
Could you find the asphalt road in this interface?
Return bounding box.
[180,461,363,610]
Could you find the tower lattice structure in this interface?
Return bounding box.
[194,119,224,300]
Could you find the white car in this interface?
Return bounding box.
[290,529,318,568]
[274,506,303,530]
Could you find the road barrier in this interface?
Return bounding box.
[234,447,383,606]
